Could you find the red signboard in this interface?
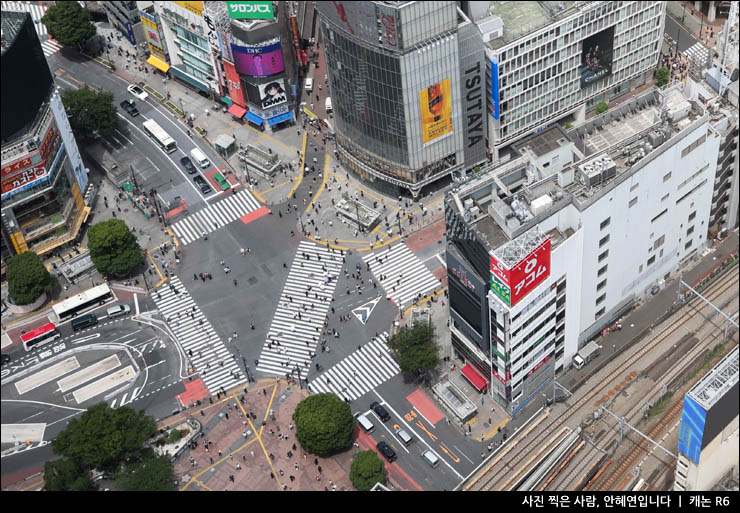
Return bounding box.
[223,59,245,108]
[39,126,58,163]
[2,157,32,179]
[290,16,300,50]
[1,165,47,195]
[528,354,551,376]
[490,236,551,308]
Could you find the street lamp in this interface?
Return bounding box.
[178,97,185,119]
[298,215,305,234]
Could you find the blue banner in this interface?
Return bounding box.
[491,58,500,120]
[677,395,706,464]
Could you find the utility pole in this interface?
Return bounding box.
[130,165,139,190]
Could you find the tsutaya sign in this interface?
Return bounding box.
[227,1,275,20]
[490,236,551,308]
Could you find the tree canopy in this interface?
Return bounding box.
[52,403,157,471]
[292,393,355,456]
[388,322,440,375]
[6,251,53,305]
[114,448,176,491]
[349,450,387,491]
[43,458,95,491]
[655,66,670,88]
[60,87,118,139]
[41,2,96,47]
[595,101,609,114]
[88,219,143,277]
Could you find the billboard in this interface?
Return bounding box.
[580,26,615,88]
[1,165,48,196]
[258,80,287,109]
[419,79,453,145]
[232,41,285,77]
[490,237,551,308]
[141,11,166,60]
[223,59,246,107]
[678,395,706,464]
[227,1,275,20]
[491,58,500,120]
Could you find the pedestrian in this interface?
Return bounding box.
[318,465,322,473]
[233,279,238,286]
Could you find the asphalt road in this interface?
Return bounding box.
[664,13,699,54]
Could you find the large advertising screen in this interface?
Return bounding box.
[490,237,551,308]
[678,394,706,465]
[258,80,287,109]
[232,41,285,77]
[223,59,245,107]
[419,79,453,145]
[227,1,275,20]
[580,25,615,88]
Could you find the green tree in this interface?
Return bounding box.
[6,251,53,305]
[52,403,157,471]
[88,219,143,278]
[595,101,609,114]
[167,429,184,444]
[655,66,669,87]
[564,122,573,130]
[61,87,118,139]
[349,450,387,491]
[293,393,355,456]
[44,458,96,491]
[388,322,440,375]
[41,2,96,48]
[114,448,176,491]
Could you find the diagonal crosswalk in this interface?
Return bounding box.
[151,276,247,394]
[307,334,399,401]
[255,241,344,379]
[170,190,262,245]
[362,243,440,309]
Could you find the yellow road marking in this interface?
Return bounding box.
[415,420,438,441]
[306,153,330,213]
[287,133,307,198]
[259,179,293,195]
[439,442,461,463]
[402,288,445,317]
[244,124,295,154]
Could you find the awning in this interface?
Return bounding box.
[245,111,264,125]
[228,104,247,118]
[147,56,170,73]
[220,96,233,107]
[267,111,294,126]
[461,363,488,392]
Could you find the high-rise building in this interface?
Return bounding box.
[1,10,90,262]
[317,1,488,197]
[445,85,720,413]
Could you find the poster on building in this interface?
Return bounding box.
[173,1,204,16]
[232,41,285,77]
[258,80,287,109]
[141,11,166,60]
[419,78,453,145]
[1,165,48,196]
[580,25,615,88]
[490,58,500,120]
[223,59,246,107]
[227,1,274,20]
[509,237,551,307]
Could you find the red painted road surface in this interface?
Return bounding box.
[355,427,423,491]
[406,388,445,425]
[176,377,208,406]
[240,205,270,224]
[404,219,445,252]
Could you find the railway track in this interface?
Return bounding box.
[462,268,738,491]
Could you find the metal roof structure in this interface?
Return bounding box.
[491,226,547,269]
[688,346,739,411]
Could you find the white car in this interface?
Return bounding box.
[127,84,148,101]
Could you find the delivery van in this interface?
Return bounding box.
[190,147,210,169]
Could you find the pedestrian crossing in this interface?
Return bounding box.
[308,334,399,401]
[151,276,247,394]
[41,38,63,57]
[109,386,142,409]
[170,190,262,245]
[255,241,344,379]
[362,243,440,309]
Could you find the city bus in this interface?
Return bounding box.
[21,322,61,351]
[52,283,113,322]
[142,119,177,154]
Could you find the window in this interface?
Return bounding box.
[629,197,638,207]
[687,225,695,235]
[661,193,670,202]
[599,234,610,247]
[639,264,643,273]
[647,255,656,266]
[598,265,608,277]
[600,217,611,230]
[598,249,609,262]
[597,279,607,291]
[653,235,665,249]
[681,133,707,158]
[651,208,668,223]
[663,172,672,182]
[595,307,606,318]
[685,240,693,250]
[688,211,696,222]
[596,293,606,305]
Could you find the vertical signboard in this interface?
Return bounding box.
[458,23,486,167]
[50,92,87,193]
[419,78,453,145]
[141,11,166,61]
[491,58,500,120]
[223,59,245,107]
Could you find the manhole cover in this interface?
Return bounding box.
[248,276,258,285]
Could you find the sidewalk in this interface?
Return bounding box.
[668,1,727,47]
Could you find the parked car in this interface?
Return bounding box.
[370,401,390,422]
[119,99,139,117]
[193,175,213,194]
[376,441,397,462]
[127,84,148,101]
[214,172,230,190]
[180,156,197,175]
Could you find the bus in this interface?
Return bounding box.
[52,283,113,322]
[142,119,177,154]
[21,322,61,351]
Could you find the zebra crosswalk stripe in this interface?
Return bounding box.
[41,39,62,57]
[255,241,344,379]
[308,335,399,401]
[171,191,261,245]
[362,243,440,309]
[1,2,48,37]
[151,276,247,394]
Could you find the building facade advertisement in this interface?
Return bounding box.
[509,237,551,307]
[223,59,245,107]
[49,92,87,193]
[141,11,166,60]
[203,13,221,53]
[462,62,484,151]
[678,395,706,465]
[419,78,453,145]
[490,272,511,305]
[258,80,287,109]
[580,25,615,88]
[290,16,300,50]
[226,1,275,20]
[2,156,33,179]
[173,1,204,16]
[1,165,47,195]
[232,42,285,77]
[491,58,500,120]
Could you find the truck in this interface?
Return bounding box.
[573,341,601,370]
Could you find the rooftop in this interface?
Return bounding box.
[688,346,738,411]
[0,9,27,53]
[484,1,578,49]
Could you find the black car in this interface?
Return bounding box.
[370,401,390,422]
[376,441,397,462]
[119,99,139,117]
[180,156,197,174]
[193,175,213,194]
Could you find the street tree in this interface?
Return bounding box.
[43,458,95,491]
[41,2,96,48]
[349,450,387,491]
[655,66,670,87]
[52,403,157,471]
[114,448,176,491]
[88,219,143,278]
[293,393,355,456]
[6,251,53,306]
[388,322,440,375]
[61,87,118,139]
